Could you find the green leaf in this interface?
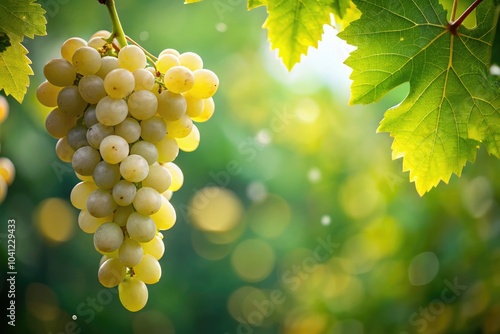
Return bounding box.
[0,0,46,39]
[260,0,333,70]
[248,0,267,9]
[0,0,46,102]
[184,0,202,3]
[0,32,10,53]
[0,35,33,102]
[339,0,500,195]
[331,0,350,18]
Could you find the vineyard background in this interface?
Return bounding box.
[1,1,500,333]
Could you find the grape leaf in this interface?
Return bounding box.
[339,0,500,195]
[184,0,202,3]
[248,0,267,9]
[0,0,46,102]
[0,32,10,53]
[331,0,350,18]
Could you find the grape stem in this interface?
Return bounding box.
[100,0,128,48]
[448,0,483,35]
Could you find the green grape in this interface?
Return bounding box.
[156,135,179,163]
[119,154,149,182]
[163,162,184,191]
[127,90,158,120]
[142,164,172,193]
[159,48,180,57]
[192,97,215,122]
[183,92,204,118]
[67,124,89,151]
[140,116,166,143]
[104,68,135,99]
[87,189,117,218]
[78,209,111,234]
[55,137,75,163]
[176,123,200,152]
[118,277,148,312]
[133,254,161,284]
[61,37,87,62]
[151,196,176,230]
[83,105,99,127]
[189,69,219,99]
[93,161,121,189]
[163,65,194,93]
[179,52,203,71]
[96,96,128,126]
[115,117,142,143]
[57,85,88,117]
[36,81,63,108]
[133,187,162,215]
[118,238,144,268]
[100,135,130,164]
[118,45,147,72]
[98,258,127,288]
[126,212,156,243]
[45,108,78,138]
[94,222,124,253]
[72,146,101,176]
[43,58,77,87]
[78,75,107,104]
[155,54,180,73]
[133,69,155,91]
[130,141,159,165]
[157,90,187,121]
[69,181,97,210]
[166,114,193,138]
[112,180,137,206]
[114,204,135,227]
[72,46,102,75]
[141,234,165,260]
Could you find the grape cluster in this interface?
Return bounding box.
[0,95,16,204]
[37,31,218,312]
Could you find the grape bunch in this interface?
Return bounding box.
[0,95,16,204]
[37,31,218,312]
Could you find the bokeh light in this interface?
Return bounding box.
[34,197,76,244]
[231,239,276,282]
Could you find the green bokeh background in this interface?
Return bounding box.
[1,1,500,333]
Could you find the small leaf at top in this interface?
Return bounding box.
[0,0,46,39]
[0,35,33,102]
[248,0,268,9]
[261,0,333,70]
[339,0,500,195]
[0,32,11,53]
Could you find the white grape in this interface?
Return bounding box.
[118,277,148,312]
[112,180,137,206]
[100,135,130,164]
[126,212,156,243]
[119,154,149,182]
[163,65,194,93]
[115,117,142,143]
[133,254,161,284]
[94,222,124,253]
[140,116,166,143]
[96,96,128,126]
[118,238,144,267]
[87,189,117,218]
[118,45,147,72]
[127,90,158,120]
[72,46,102,75]
[133,187,162,215]
[98,258,126,288]
[104,68,135,99]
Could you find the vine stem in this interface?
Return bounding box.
[100,0,127,48]
[448,0,483,35]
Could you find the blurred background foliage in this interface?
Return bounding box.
[1,0,500,333]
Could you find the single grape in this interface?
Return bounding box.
[55,137,75,163]
[141,234,165,260]
[183,92,204,118]
[96,56,120,79]
[45,108,78,138]
[115,117,141,143]
[163,65,194,94]
[87,123,115,149]
[156,90,187,121]
[189,69,219,99]
[98,258,126,288]
[151,196,177,230]
[142,164,172,193]
[94,223,123,253]
[163,162,184,191]
[114,204,135,227]
[133,69,155,91]
[61,37,87,62]
[130,141,159,165]
[96,96,128,126]
[112,180,137,206]
[192,97,215,122]
[72,46,102,75]
[159,48,180,57]
[78,75,107,104]
[72,146,101,176]
[133,187,162,215]
[104,68,135,99]
[119,154,149,183]
[118,45,147,72]
[155,54,180,73]
[127,90,158,120]
[133,254,161,284]
[83,105,99,127]
[155,135,179,163]
[78,209,111,234]
[100,135,130,164]
[118,238,144,268]
[179,52,203,71]
[93,161,121,189]
[118,277,148,312]
[140,116,166,143]
[166,114,193,138]
[176,123,200,152]
[87,189,117,218]
[36,81,63,108]
[43,58,77,87]
[67,124,90,151]
[126,212,157,243]
[57,86,88,117]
